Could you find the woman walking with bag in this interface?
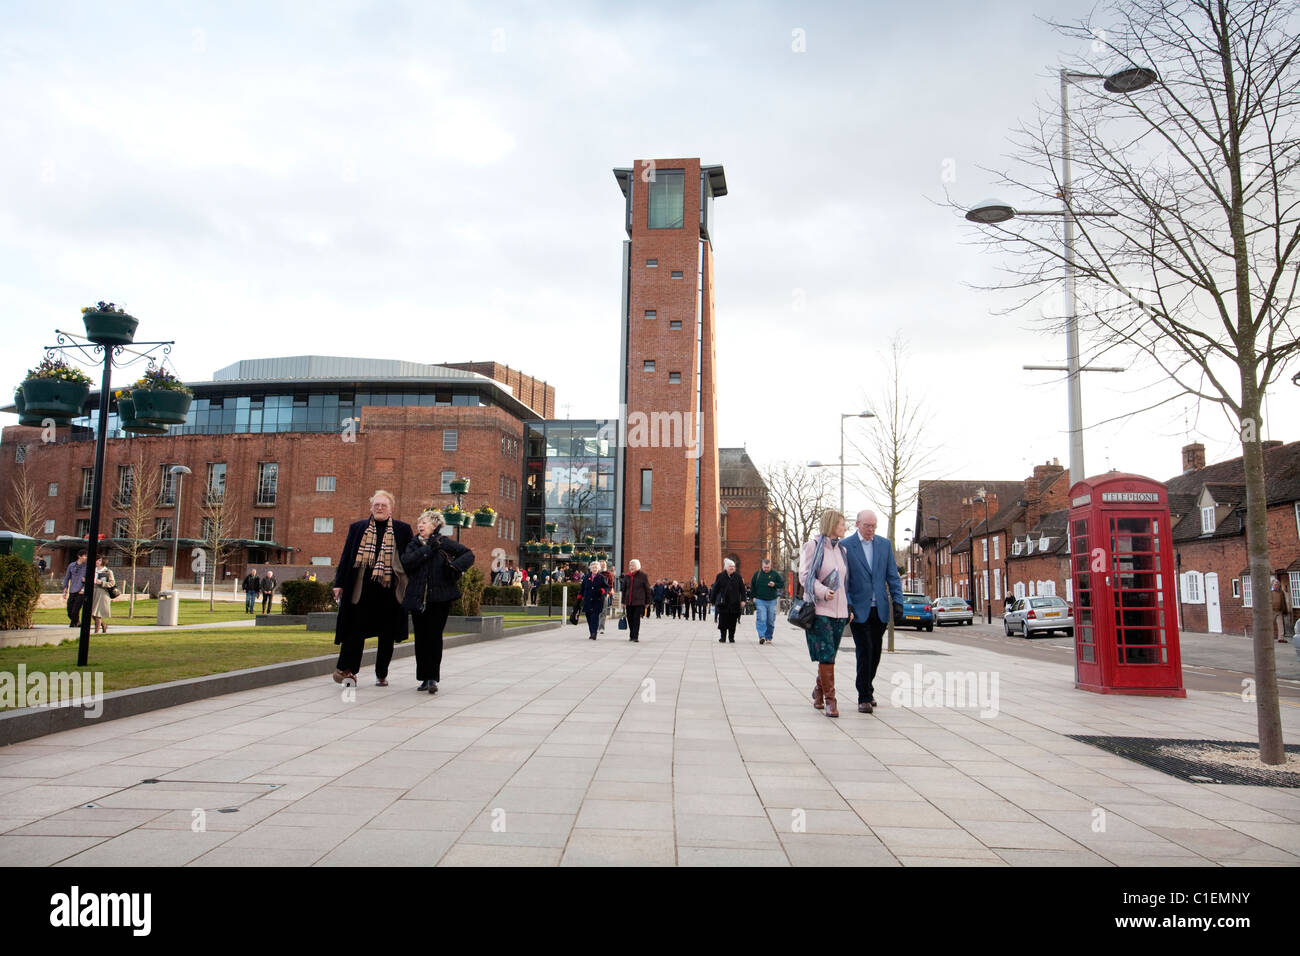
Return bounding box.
[401,510,475,693]
[90,555,116,634]
[580,560,609,639]
[711,559,747,643]
[802,509,850,718]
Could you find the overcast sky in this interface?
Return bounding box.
[4,0,1296,528]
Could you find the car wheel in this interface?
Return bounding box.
[926,624,933,632]
[1065,627,1074,637]
[1004,621,1013,636]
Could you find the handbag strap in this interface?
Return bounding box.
[805,536,826,600]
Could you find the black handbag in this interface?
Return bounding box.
[787,536,826,631]
[617,616,628,631]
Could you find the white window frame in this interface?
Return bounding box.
[443,429,458,452]
[316,475,336,492]
[1290,571,1300,604]
[48,482,58,497]
[644,310,657,319]
[640,468,652,510]
[1011,540,1022,556]
[1232,579,1241,598]
[643,360,655,372]
[43,519,55,534]
[1181,571,1204,604]
[993,536,1000,560]
[1242,575,1253,607]
[311,556,332,566]
[313,517,334,534]
[1039,535,1050,551]
[668,372,681,384]
[1201,505,1215,535]
[981,537,988,561]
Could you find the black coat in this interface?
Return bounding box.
[580,572,608,611]
[401,533,475,611]
[332,517,413,645]
[625,570,651,606]
[710,570,747,614]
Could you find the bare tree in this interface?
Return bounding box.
[845,335,938,650]
[117,453,161,618]
[762,461,834,591]
[198,488,240,611]
[3,462,47,539]
[966,0,1299,762]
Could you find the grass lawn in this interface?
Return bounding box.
[32,598,260,627]
[1,615,563,707]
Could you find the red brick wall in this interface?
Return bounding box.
[720,494,778,580]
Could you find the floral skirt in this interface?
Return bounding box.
[805,615,847,663]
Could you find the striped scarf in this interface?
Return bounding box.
[354,517,394,586]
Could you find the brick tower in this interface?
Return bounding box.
[613,158,726,582]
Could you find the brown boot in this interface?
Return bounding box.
[811,672,824,710]
[820,663,839,718]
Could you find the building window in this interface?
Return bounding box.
[207,463,227,499]
[1180,571,1204,604]
[75,519,90,538]
[993,537,1000,560]
[112,517,129,539]
[1295,502,1300,539]
[644,310,657,320]
[116,465,134,507]
[1291,571,1300,605]
[640,469,652,509]
[312,556,332,566]
[314,517,334,533]
[149,549,166,567]
[107,550,124,568]
[254,517,275,542]
[647,169,684,229]
[1242,576,1253,607]
[157,464,177,506]
[669,320,682,330]
[256,462,278,505]
[80,468,94,508]
[1012,540,1023,556]
[981,538,988,561]
[443,429,458,452]
[43,519,55,534]
[643,360,655,372]
[316,475,336,492]
[1201,505,1215,534]
[668,372,681,384]
[1232,579,1241,598]
[47,482,58,497]
[645,258,658,268]
[155,517,173,540]
[440,471,455,494]
[200,517,215,542]
[671,270,684,279]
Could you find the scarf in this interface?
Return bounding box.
[354,517,395,586]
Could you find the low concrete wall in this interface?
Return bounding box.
[0,620,563,745]
[256,614,308,626]
[306,611,505,635]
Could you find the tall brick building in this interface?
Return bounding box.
[718,447,781,579]
[613,158,726,581]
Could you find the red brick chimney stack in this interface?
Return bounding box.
[1182,443,1206,474]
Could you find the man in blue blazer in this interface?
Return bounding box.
[842,510,904,714]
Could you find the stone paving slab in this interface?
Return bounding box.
[1,617,1298,866]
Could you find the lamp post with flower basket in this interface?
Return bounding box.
[17,302,178,666]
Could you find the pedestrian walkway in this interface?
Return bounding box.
[1,618,1297,866]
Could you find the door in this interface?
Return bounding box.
[1205,572,1221,633]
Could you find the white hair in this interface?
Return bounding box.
[723,558,735,570]
[629,559,641,571]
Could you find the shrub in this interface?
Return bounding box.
[0,554,42,630]
[449,565,487,617]
[482,585,523,606]
[535,582,581,606]
[279,579,337,615]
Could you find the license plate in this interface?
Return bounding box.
[906,615,919,620]
[1044,612,1060,618]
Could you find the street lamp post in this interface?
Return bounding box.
[904,527,913,590]
[839,411,874,514]
[926,515,942,595]
[169,465,191,587]
[966,66,1155,486]
[975,488,992,624]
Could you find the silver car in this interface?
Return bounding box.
[933,597,973,626]
[1004,595,1073,637]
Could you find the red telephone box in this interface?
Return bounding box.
[1068,473,1185,697]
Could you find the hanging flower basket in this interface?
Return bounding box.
[80,303,139,346]
[449,478,470,495]
[473,506,497,528]
[461,512,474,528]
[525,541,539,554]
[13,390,65,427]
[549,544,561,555]
[583,535,595,546]
[443,507,463,525]
[20,378,89,419]
[559,541,573,554]
[116,398,167,435]
[544,521,557,535]
[131,389,191,425]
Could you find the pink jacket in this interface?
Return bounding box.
[801,536,849,619]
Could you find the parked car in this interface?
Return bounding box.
[897,592,934,631]
[1004,595,1074,637]
[933,596,973,626]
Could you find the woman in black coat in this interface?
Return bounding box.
[624,559,651,643]
[710,559,747,644]
[401,510,475,694]
[332,490,413,687]
[579,560,609,640]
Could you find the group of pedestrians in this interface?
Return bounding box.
[240,568,278,614]
[60,548,116,633]
[650,579,710,620]
[330,490,473,694]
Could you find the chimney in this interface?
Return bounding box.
[1025,460,1066,531]
[1262,439,1282,451]
[959,497,975,529]
[1182,443,1205,473]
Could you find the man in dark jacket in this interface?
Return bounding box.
[402,511,474,693]
[749,557,785,644]
[652,579,666,618]
[331,490,414,686]
[260,570,276,613]
[711,559,747,644]
[242,569,260,614]
[624,559,651,643]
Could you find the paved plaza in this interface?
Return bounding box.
[1,616,1298,867]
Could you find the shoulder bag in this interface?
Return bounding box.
[786,536,825,631]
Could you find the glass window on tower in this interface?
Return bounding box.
[648,170,685,229]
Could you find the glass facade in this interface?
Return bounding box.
[524,420,617,555]
[70,387,491,439]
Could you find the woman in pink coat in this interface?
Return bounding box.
[800,509,850,717]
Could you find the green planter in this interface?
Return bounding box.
[20,378,89,419]
[474,512,497,527]
[583,536,595,546]
[549,545,560,555]
[130,388,191,425]
[449,479,469,495]
[544,522,557,535]
[13,390,65,427]
[559,543,573,554]
[443,509,463,525]
[116,398,167,435]
[82,309,139,346]
[460,513,473,528]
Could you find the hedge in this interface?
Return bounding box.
[535,582,581,606]
[482,585,523,606]
[0,554,42,630]
[280,579,338,615]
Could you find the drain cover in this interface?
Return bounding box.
[1069,736,1300,787]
